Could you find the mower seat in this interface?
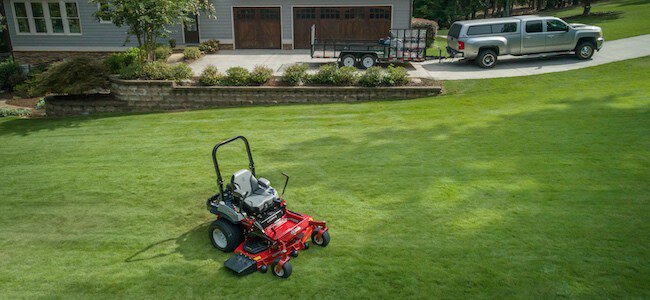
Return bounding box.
[231,169,278,214]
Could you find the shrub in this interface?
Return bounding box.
[14,81,40,98]
[334,66,359,86]
[154,45,172,61]
[384,65,409,86]
[183,47,201,60]
[310,64,338,85]
[282,63,309,86]
[170,63,193,81]
[249,65,273,85]
[0,107,32,117]
[199,40,220,53]
[0,60,26,91]
[168,39,177,48]
[140,61,173,80]
[224,67,250,86]
[119,63,143,80]
[358,66,386,87]
[198,65,222,86]
[35,98,46,110]
[104,47,143,74]
[32,57,109,95]
[411,18,438,48]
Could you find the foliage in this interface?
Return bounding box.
[168,38,177,48]
[0,60,26,91]
[183,47,201,60]
[91,0,215,61]
[282,63,309,86]
[358,66,386,87]
[249,66,273,85]
[32,57,109,95]
[154,45,173,61]
[198,65,221,86]
[309,64,339,85]
[411,18,438,48]
[13,82,40,98]
[384,65,410,86]
[118,63,143,80]
[104,48,144,74]
[0,107,31,117]
[223,67,250,86]
[170,63,194,81]
[35,98,46,110]
[199,40,220,53]
[335,66,359,86]
[140,61,173,80]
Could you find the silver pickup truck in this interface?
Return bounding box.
[446,15,604,68]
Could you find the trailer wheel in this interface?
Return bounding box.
[311,229,330,247]
[340,54,357,68]
[271,259,292,278]
[360,54,377,69]
[209,219,243,252]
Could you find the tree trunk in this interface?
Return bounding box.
[582,0,592,15]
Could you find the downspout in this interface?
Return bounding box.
[409,0,413,29]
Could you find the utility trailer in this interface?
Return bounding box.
[309,25,428,69]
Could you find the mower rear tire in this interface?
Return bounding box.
[311,229,330,247]
[209,219,244,252]
[271,259,292,278]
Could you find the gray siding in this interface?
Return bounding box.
[200,0,412,46]
[4,0,183,51]
[4,0,410,51]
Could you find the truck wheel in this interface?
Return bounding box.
[476,50,498,68]
[575,42,595,60]
[209,219,243,252]
[360,54,377,69]
[340,54,357,68]
[271,259,292,278]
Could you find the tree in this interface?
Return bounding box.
[582,0,592,15]
[91,0,215,61]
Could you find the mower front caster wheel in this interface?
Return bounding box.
[208,219,244,252]
[311,230,330,247]
[271,259,292,278]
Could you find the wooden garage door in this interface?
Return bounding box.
[293,6,392,49]
[234,7,281,49]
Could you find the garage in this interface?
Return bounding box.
[233,7,282,49]
[293,6,392,49]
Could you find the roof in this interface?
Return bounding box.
[452,15,544,26]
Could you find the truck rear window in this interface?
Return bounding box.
[448,23,462,38]
[467,25,491,36]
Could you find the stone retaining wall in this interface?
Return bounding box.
[45,78,442,116]
[110,78,442,111]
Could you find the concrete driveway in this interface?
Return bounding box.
[189,34,650,80]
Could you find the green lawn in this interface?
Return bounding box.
[429,0,650,55]
[549,0,650,40]
[1,57,649,298]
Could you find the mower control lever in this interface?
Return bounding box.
[281,172,290,197]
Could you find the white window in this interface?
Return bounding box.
[11,1,82,35]
[97,3,112,24]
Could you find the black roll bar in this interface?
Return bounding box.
[211,136,255,200]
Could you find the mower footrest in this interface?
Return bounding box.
[224,254,258,276]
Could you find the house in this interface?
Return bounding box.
[2,0,414,64]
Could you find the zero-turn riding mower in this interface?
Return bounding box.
[206,136,330,278]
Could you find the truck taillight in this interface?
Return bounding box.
[458,41,465,50]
